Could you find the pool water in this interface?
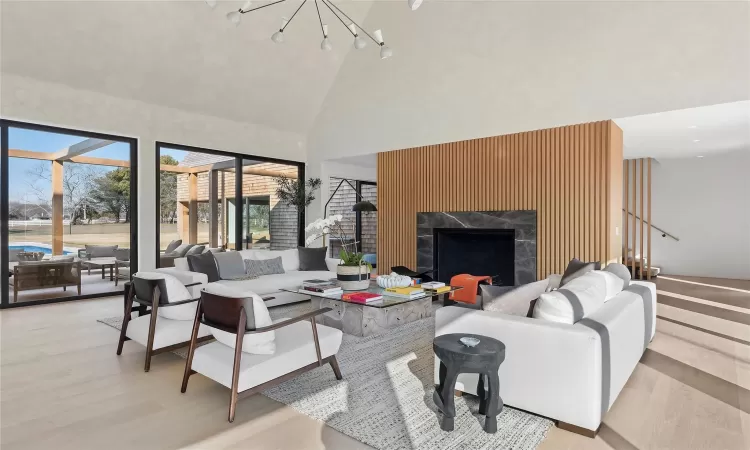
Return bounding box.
[9,245,74,255]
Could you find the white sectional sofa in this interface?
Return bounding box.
[435,272,656,436]
[172,248,340,307]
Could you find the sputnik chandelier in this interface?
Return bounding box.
[204,0,424,59]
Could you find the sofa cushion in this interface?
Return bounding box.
[191,319,342,391]
[604,263,631,288]
[482,279,549,316]
[214,270,336,296]
[187,252,220,283]
[115,248,130,261]
[245,257,285,278]
[213,251,247,280]
[560,258,601,285]
[533,272,607,324]
[201,284,275,354]
[86,244,118,258]
[298,246,328,271]
[242,248,300,272]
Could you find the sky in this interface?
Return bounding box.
[5,127,186,202]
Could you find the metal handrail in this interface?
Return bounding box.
[623,209,679,241]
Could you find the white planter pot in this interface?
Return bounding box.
[336,265,371,291]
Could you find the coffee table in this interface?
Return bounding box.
[82,257,117,281]
[282,281,462,337]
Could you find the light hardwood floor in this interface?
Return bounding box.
[1,276,748,450]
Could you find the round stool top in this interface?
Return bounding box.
[433,333,505,365]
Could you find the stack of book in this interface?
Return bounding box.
[341,292,383,303]
[421,281,451,294]
[383,286,425,299]
[299,280,342,295]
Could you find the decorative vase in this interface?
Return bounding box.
[336,264,371,291]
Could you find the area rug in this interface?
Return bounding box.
[98,302,553,450]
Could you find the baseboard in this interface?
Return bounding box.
[557,421,600,438]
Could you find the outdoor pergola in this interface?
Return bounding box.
[10,141,296,254]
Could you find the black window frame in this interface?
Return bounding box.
[154,141,305,267]
[1,119,138,309]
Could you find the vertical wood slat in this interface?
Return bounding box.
[640,158,645,280]
[647,158,652,280]
[375,121,623,279]
[631,159,637,277]
[623,161,629,264]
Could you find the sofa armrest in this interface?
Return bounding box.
[325,258,341,272]
[435,306,603,430]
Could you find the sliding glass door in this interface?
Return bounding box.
[156,143,303,267]
[1,120,137,307]
[327,178,377,257]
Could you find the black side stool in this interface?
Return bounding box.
[433,333,506,433]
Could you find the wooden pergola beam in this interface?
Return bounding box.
[51,138,115,160]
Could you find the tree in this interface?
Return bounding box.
[160,155,179,223]
[90,168,130,222]
[26,162,102,231]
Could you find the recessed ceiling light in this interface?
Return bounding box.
[688,125,697,129]
[696,155,704,158]
[693,139,701,143]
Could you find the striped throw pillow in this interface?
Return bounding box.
[244,257,285,278]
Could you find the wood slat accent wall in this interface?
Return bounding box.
[376,120,623,280]
[623,157,653,279]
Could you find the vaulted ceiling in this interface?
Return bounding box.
[2,1,749,158]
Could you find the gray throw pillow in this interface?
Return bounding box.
[86,244,118,258]
[115,248,130,261]
[168,244,195,257]
[298,246,328,271]
[187,252,219,283]
[213,251,247,280]
[164,239,182,254]
[604,263,631,288]
[482,279,550,317]
[186,245,205,256]
[561,258,601,286]
[245,257,285,278]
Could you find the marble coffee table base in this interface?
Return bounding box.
[309,297,433,337]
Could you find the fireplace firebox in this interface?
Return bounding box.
[433,228,515,286]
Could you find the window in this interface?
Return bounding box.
[326,178,377,258]
[1,121,137,307]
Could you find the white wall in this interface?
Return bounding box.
[308,1,750,162]
[1,74,306,271]
[646,149,750,279]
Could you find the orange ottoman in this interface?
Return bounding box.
[449,274,492,305]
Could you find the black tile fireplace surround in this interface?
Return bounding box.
[417,211,536,286]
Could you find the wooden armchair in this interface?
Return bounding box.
[117,273,213,372]
[181,291,344,422]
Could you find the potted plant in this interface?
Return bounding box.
[275,176,322,246]
[306,215,372,290]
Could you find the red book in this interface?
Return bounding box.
[341,292,383,303]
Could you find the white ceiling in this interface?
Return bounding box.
[616,101,750,159]
[0,0,373,134]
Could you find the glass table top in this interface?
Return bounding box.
[281,281,463,309]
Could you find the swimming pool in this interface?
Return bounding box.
[9,245,74,255]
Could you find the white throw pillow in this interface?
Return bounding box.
[590,271,625,301]
[201,283,275,355]
[134,271,197,321]
[248,249,300,272]
[533,272,608,324]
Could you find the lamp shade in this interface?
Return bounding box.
[352,201,377,212]
[407,0,423,10]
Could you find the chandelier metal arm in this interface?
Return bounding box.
[319,0,356,37]
[239,0,287,14]
[321,0,382,45]
[314,0,326,37]
[281,0,308,31]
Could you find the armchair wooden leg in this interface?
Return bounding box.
[329,356,343,380]
[117,286,135,355]
[181,300,202,394]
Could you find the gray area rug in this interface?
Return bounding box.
[99,302,552,449]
